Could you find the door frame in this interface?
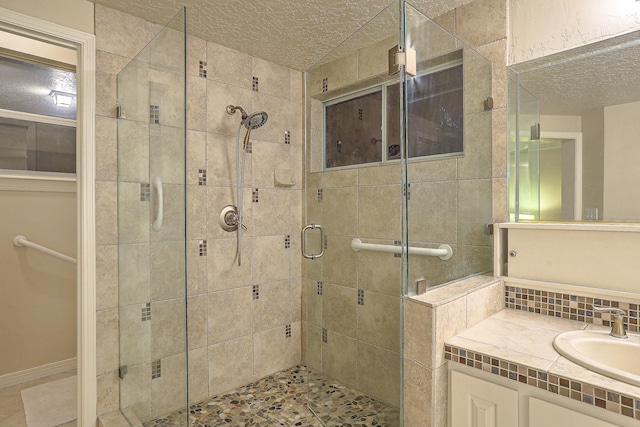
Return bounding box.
[540,131,583,220]
[0,7,96,425]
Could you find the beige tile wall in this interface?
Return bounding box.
[94,4,303,423]
[404,277,504,427]
[302,0,507,424]
[93,0,506,423]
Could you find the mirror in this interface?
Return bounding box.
[508,30,640,222]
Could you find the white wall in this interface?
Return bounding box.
[0,180,77,376]
[509,0,640,64]
[540,115,581,133]
[603,101,640,221]
[506,225,640,293]
[0,0,94,34]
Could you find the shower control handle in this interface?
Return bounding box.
[301,223,324,260]
[219,205,246,232]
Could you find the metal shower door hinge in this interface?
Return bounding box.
[484,96,494,111]
[116,104,125,119]
[119,365,128,379]
[388,45,417,76]
[531,122,541,140]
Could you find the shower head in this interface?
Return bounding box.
[226,105,268,130]
[244,111,268,130]
[226,104,248,119]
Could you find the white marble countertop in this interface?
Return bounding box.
[446,308,640,399]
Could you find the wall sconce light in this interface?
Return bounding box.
[50,90,75,107]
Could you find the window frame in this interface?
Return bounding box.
[322,57,464,171]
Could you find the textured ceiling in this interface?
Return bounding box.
[89,0,472,71]
[514,32,640,116]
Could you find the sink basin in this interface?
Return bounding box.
[553,330,640,387]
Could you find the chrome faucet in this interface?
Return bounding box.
[592,305,628,339]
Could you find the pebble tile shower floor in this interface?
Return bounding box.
[142,366,400,427]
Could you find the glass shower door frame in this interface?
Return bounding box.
[116,7,188,426]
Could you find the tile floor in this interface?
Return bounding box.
[142,366,400,427]
[1,366,398,427]
[0,371,76,427]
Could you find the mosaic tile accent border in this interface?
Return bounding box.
[284,130,291,144]
[252,285,260,300]
[149,105,159,124]
[198,168,207,186]
[394,240,402,258]
[445,345,640,421]
[198,60,207,78]
[198,239,207,256]
[322,77,328,92]
[358,289,365,305]
[151,359,161,379]
[285,324,291,338]
[252,76,259,92]
[252,188,259,202]
[141,303,151,321]
[140,183,150,201]
[317,188,323,201]
[317,281,323,295]
[505,286,640,333]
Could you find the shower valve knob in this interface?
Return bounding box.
[219,205,246,232]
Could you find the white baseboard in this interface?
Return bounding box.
[0,357,76,389]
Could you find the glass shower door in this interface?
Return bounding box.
[116,8,187,426]
[403,3,494,291]
[513,84,541,221]
[304,2,403,426]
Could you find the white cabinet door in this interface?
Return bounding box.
[450,371,519,427]
[529,397,618,427]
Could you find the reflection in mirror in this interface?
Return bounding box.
[508,30,640,222]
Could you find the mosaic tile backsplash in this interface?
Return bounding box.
[445,346,640,421]
[505,285,640,333]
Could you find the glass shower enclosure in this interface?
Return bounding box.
[304,1,492,425]
[116,8,187,426]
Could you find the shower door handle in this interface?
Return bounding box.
[152,176,163,232]
[301,223,324,260]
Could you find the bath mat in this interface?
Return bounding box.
[21,375,76,427]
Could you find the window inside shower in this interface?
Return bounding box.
[324,59,463,169]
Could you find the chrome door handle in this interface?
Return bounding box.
[301,223,324,260]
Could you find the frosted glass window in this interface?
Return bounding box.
[0,117,75,173]
[0,56,76,120]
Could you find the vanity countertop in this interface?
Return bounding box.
[446,308,640,400]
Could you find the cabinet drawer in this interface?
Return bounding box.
[450,370,519,427]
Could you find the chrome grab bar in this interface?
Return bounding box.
[301,223,324,260]
[13,235,76,264]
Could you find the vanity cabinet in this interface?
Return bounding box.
[450,367,627,427]
[528,397,617,427]
[450,370,518,427]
